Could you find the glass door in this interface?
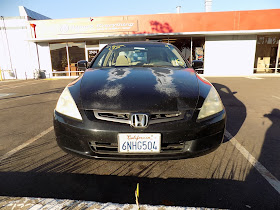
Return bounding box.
[67,42,86,76]
[50,42,86,77]
[276,39,280,73]
[50,43,67,76]
[254,36,280,74]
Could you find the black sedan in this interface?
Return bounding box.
[54,42,226,160]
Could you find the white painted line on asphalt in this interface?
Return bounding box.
[225,131,280,195]
[272,95,280,100]
[0,196,215,210]
[0,95,32,105]
[0,93,12,98]
[0,80,33,88]
[245,76,263,80]
[0,80,48,91]
[0,126,54,163]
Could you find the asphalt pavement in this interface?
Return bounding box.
[0,76,279,209]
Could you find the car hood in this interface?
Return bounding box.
[80,67,199,112]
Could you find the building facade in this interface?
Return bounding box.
[1,7,280,79]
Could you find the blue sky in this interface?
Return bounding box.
[1,0,280,19]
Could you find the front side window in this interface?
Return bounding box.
[91,43,188,68]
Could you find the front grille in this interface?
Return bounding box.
[94,111,130,124]
[89,141,186,154]
[150,113,181,120]
[89,141,118,153]
[93,110,185,125]
[98,112,129,120]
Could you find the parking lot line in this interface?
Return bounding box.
[245,76,264,80]
[272,95,280,100]
[0,196,213,210]
[0,95,32,105]
[0,80,48,91]
[0,126,53,163]
[1,126,279,200]
[0,80,33,88]
[225,130,280,195]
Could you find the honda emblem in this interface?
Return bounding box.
[130,114,149,128]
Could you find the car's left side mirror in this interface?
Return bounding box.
[77,60,88,71]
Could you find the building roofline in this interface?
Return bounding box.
[28,8,280,40]
[27,29,280,42]
[19,6,51,20]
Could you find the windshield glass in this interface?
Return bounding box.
[91,43,188,68]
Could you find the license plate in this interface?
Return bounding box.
[118,133,161,153]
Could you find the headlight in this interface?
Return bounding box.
[197,87,223,120]
[55,87,82,121]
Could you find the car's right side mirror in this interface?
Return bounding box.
[192,64,198,70]
[192,60,203,70]
[77,60,88,71]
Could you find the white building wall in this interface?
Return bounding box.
[204,35,257,76]
[0,22,11,77]
[28,41,40,77]
[0,17,37,79]
[37,43,52,77]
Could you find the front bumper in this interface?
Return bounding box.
[54,110,226,160]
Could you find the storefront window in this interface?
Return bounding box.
[50,42,86,77]
[50,43,67,76]
[254,35,280,73]
[172,38,191,62]
[192,37,205,74]
[68,42,86,76]
[277,45,280,73]
[192,37,205,62]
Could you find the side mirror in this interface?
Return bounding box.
[77,60,88,71]
[192,60,203,70]
[192,64,198,70]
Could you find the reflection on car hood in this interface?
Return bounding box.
[80,67,199,112]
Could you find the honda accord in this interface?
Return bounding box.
[53,42,226,160]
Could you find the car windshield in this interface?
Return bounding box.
[91,43,188,68]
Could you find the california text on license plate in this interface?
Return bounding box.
[118,133,161,153]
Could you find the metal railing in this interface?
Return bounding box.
[0,69,17,80]
[253,68,280,74]
[33,69,51,79]
[52,70,85,77]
